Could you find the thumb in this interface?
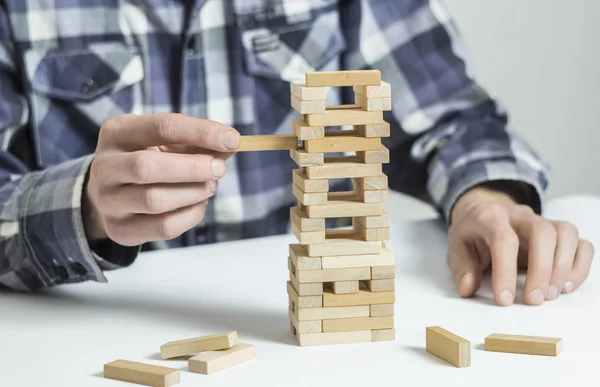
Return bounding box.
[447,238,482,298]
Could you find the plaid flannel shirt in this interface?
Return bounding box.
[0,0,550,291]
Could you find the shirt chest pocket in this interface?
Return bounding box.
[22,42,144,168]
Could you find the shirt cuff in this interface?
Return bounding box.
[19,155,140,287]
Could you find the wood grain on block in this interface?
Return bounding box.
[292,118,324,140]
[160,331,237,359]
[484,333,563,356]
[357,146,390,164]
[306,235,382,257]
[321,249,394,269]
[354,93,392,111]
[354,212,390,229]
[305,106,384,126]
[305,134,381,154]
[104,360,180,387]
[287,281,323,308]
[355,123,390,138]
[322,316,394,333]
[291,94,326,114]
[297,305,370,321]
[292,222,325,244]
[297,266,371,283]
[292,184,327,205]
[426,326,471,367]
[359,190,388,204]
[366,279,395,292]
[305,70,381,87]
[370,303,394,317]
[290,149,324,167]
[360,227,390,241]
[323,289,395,307]
[289,243,322,269]
[332,280,359,294]
[371,265,395,279]
[289,309,322,334]
[372,329,395,342]
[290,271,323,296]
[354,175,388,191]
[290,81,328,100]
[237,134,297,152]
[188,344,255,375]
[307,199,382,219]
[297,330,373,346]
[353,81,391,98]
[306,155,382,179]
[293,169,328,193]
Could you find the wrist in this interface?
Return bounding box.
[82,168,108,242]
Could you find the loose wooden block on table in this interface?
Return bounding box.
[332,280,359,294]
[290,81,328,100]
[293,169,329,193]
[296,266,371,283]
[306,156,382,180]
[321,249,394,269]
[160,331,237,359]
[296,330,373,346]
[322,316,394,333]
[484,333,563,356]
[323,289,395,307]
[372,329,395,342]
[371,265,395,279]
[291,94,326,114]
[353,81,391,98]
[304,134,381,153]
[237,134,297,152]
[425,326,471,368]
[287,281,322,308]
[370,303,394,317]
[104,360,180,387]
[290,148,324,167]
[296,305,370,321]
[292,118,324,140]
[188,344,255,375]
[305,70,381,87]
[355,123,390,138]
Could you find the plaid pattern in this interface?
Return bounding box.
[0,0,550,291]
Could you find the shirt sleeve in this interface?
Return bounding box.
[0,9,140,292]
[340,0,550,223]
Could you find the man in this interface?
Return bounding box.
[0,0,593,305]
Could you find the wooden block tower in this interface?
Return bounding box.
[286,70,395,346]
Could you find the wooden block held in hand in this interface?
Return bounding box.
[188,343,255,375]
[237,134,297,152]
[305,70,381,87]
[160,331,238,359]
[104,360,180,387]
[484,333,563,356]
[425,326,471,367]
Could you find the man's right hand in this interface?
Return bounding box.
[83,113,240,246]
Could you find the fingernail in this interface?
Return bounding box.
[208,180,218,193]
[563,281,574,293]
[546,285,559,300]
[211,159,226,177]
[221,130,239,150]
[499,289,514,306]
[528,288,544,305]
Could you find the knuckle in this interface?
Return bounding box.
[150,114,177,142]
[128,152,153,183]
[476,203,506,223]
[494,227,519,248]
[531,220,557,240]
[554,221,578,240]
[140,187,164,213]
[515,204,534,216]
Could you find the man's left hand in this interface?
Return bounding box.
[447,185,594,306]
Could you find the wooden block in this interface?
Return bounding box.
[332,281,359,294]
[484,333,563,356]
[305,135,381,154]
[306,234,382,257]
[188,344,255,375]
[354,212,390,229]
[291,94,326,114]
[353,81,391,98]
[292,222,325,244]
[323,289,395,307]
[104,360,180,387]
[290,81,328,100]
[287,281,323,308]
[306,156,382,179]
[290,148,324,167]
[307,199,382,219]
[371,265,395,279]
[370,303,394,317]
[426,326,471,368]
[354,93,392,111]
[359,190,388,203]
[292,184,327,205]
[289,309,322,334]
[237,134,297,152]
[322,316,393,333]
[372,329,395,342]
[297,305,370,321]
[290,208,325,233]
[290,270,323,296]
[289,243,322,269]
[354,175,388,191]
[293,169,328,193]
[296,330,372,346]
[360,227,390,241]
[321,249,394,269]
[305,106,384,126]
[305,70,381,87]
[357,146,389,164]
[355,123,390,138]
[160,332,237,359]
[292,119,325,140]
[366,279,395,292]
[297,267,371,283]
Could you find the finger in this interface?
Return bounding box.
[104,201,208,246]
[447,238,482,298]
[101,113,240,152]
[105,182,217,216]
[563,239,595,293]
[546,221,578,299]
[521,219,558,305]
[106,151,226,185]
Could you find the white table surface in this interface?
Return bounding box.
[1,195,599,386]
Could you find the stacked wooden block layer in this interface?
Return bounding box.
[287,70,396,346]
